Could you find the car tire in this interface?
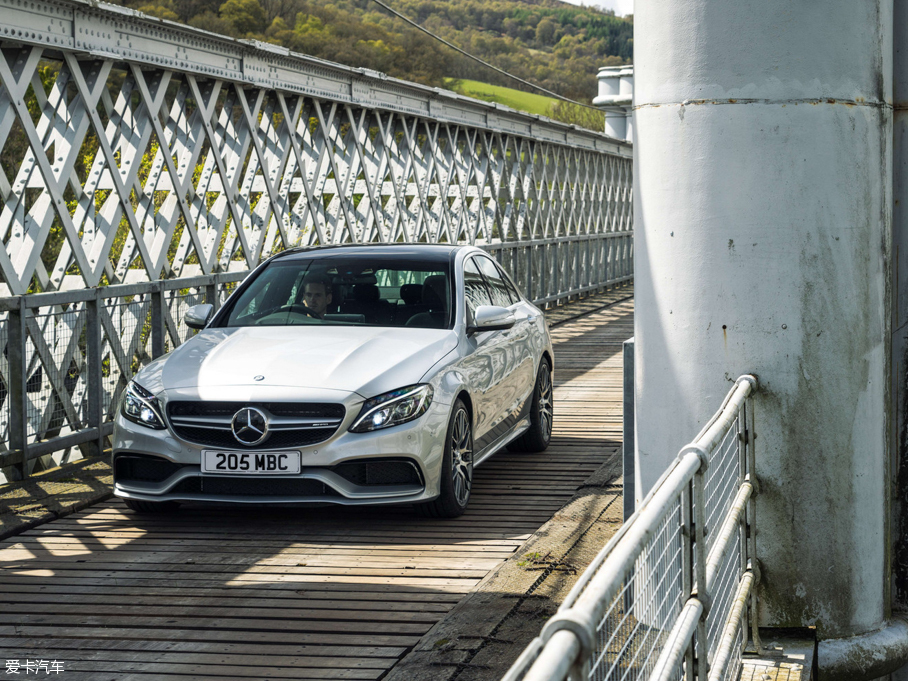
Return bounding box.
[508,358,553,453]
[417,399,473,518]
[123,498,180,514]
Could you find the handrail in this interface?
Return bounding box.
[502,375,759,681]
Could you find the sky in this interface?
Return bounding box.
[560,0,633,18]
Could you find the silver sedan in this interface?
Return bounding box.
[112,244,554,517]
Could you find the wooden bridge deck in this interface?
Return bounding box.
[0,295,633,680]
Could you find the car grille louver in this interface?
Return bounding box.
[166,401,345,449]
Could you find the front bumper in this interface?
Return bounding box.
[112,391,450,506]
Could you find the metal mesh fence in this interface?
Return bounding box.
[706,532,743,661]
[100,293,152,420]
[705,420,741,551]
[720,628,744,681]
[164,287,207,351]
[25,305,88,441]
[589,499,686,681]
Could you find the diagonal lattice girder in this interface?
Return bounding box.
[0,0,630,297]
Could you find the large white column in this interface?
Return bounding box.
[634,0,894,654]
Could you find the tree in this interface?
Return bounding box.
[189,10,236,35]
[260,0,305,25]
[548,101,605,133]
[502,17,519,38]
[136,1,180,20]
[535,17,556,45]
[175,0,221,22]
[219,0,267,35]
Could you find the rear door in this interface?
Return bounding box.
[474,255,537,424]
[458,256,514,451]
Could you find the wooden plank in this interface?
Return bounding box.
[0,638,406,659]
[49,664,383,680]
[0,575,480,593]
[0,625,419,647]
[0,613,433,636]
[0,592,456,613]
[0,644,394,668]
[0,601,451,624]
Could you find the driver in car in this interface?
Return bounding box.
[301,275,333,318]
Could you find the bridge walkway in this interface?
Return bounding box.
[0,290,633,680]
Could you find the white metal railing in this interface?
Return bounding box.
[503,375,759,681]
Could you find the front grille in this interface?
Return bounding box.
[170,476,340,497]
[115,454,183,483]
[172,427,336,449]
[166,401,345,449]
[332,459,423,486]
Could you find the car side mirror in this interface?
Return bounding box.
[468,305,515,334]
[185,303,214,330]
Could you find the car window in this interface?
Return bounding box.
[494,261,523,302]
[374,269,442,305]
[228,263,308,321]
[476,256,516,307]
[464,258,492,319]
[221,256,452,329]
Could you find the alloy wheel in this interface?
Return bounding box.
[450,408,473,506]
[538,367,553,438]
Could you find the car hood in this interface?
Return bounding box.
[135,325,458,398]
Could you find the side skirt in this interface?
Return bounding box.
[473,417,531,468]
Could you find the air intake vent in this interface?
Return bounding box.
[115,454,183,483]
[170,477,341,497]
[332,459,423,486]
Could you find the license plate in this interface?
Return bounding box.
[201,450,301,475]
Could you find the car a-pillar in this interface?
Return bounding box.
[634,0,908,678]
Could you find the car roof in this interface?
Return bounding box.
[270,243,476,262]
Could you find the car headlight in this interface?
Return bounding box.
[121,381,166,430]
[349,384,434,433]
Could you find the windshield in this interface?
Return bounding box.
[220,255,453,329]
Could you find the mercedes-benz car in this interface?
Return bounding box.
[112,245,554,517]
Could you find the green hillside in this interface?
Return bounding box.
[444,78,606,132]
[445,78,559,116]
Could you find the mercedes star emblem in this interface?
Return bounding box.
[231,407,269,446]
